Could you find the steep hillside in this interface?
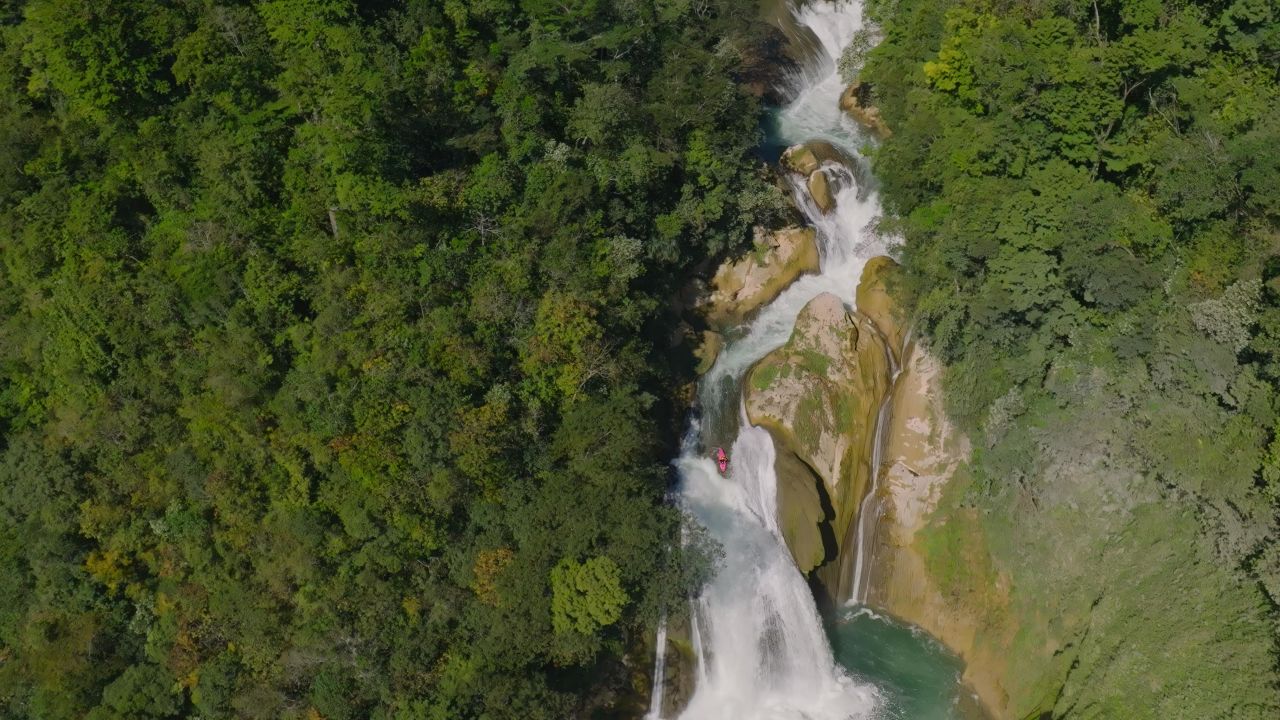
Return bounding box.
[859,0,1280,716]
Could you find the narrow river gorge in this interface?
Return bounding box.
[647,2,987,718]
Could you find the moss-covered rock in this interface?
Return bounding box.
[744,293,891,598]
[773,443,831,573]
[637,613,697,719]
[866,344,1006,715]
[856,256,907,360]
[778,140,849,212]
[871,340,1280,719]
[703,226,819,330]
[693,330,723,375]
[782,141,850,215]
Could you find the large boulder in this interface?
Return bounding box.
[783,141,848,215]
[808,170,834,214]
[693,330,723,375]
[781,140,846,176]
[856,256,907,361]
[840,82,891,139]
[774,447,831,574]
[744,293,891,595]
[703,226,819,330]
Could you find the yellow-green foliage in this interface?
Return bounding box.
[751,362,781,391]
[551,557,628,636]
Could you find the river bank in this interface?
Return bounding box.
[864,341,1008,716]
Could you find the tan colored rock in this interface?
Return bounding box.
[704,226,819,330]
[744,293,891,597]
[840,82,891,139]
[781,140,845,176]
[774,448,829,573]
[856,256,907,360]
[694,330,723,375]
[783,141,849,215]
[808,170,834,214]
[874,346,965,548]
[866,343,1010,718]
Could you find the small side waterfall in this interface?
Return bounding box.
[649,2,898,718]
[849,337,901,605]
[645,616,668,719]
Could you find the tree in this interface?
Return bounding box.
[0,0,765,716]
[550,556,627,636]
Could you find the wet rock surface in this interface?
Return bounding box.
[744,293,891,599]
[840,81,891,138]
[702,226,820,330]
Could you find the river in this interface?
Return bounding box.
[646,2,978,719]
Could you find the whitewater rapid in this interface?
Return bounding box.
[653,1,896,718]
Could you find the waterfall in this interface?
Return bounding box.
[849,338,900,605]
[646,616,668,720]
[648,2,896,718]
[677,424,878,719]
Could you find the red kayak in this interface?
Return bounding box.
[715,447,728,473]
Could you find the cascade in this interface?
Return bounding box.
[649,2,897,717]
[849,337,901,605]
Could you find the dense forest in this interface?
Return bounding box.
[861,0,1280,714]
[7,0,1280,716]
[0,1,791,718]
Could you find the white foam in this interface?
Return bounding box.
[652,2,899,718]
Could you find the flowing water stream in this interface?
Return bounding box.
[647,2,976,719]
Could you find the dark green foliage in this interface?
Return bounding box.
[864,0,1280,715]
[0,1,779,717]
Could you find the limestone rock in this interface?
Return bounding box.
[774,447,830,573]
[781,140,845,176]
[856,256,907,360]
[703,226,819,330]
[783,141,849,214]
[876,345,968,552]
[808,170,834,214]
[840,82,891,139]
[744,293,891,596]
[865,344,1007,716]
[694,330,723,375]
[653,616,697,718]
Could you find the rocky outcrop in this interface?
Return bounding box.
[632,616,697,719]
[744,293,891,592]
[782,140,845,176]
[693,330,723,375]
[840,82,891,139]
[865,343,1009,717]
[856,256,907,361]
[774,448,830,574]
[783,141,847,215]
[703,226,819,330]
[735,25,805,106]
[807,171,834,214]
